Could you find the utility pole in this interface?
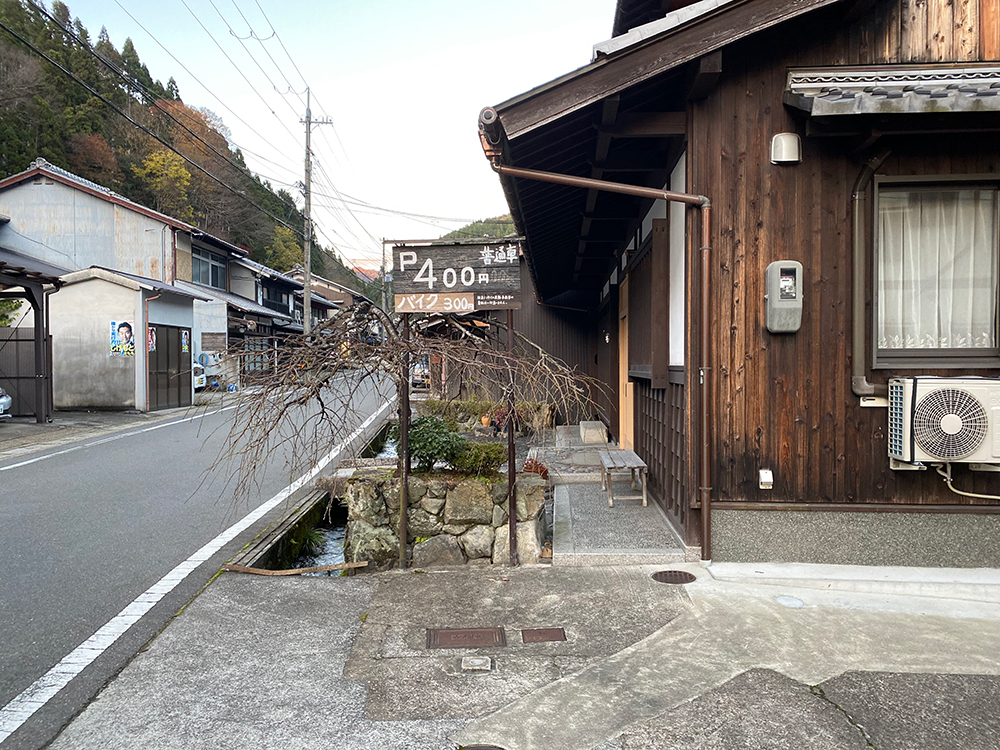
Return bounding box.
[300,87,331,334]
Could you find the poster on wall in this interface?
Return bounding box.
[181,331,190,353]
[147,326,157,353]
[110,321,135,356]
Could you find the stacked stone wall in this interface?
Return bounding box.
[343,472,548,569]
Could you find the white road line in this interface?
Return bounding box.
[0,405,239,472]
[0,398,394,744]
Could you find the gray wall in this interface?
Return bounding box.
[50,279,138,409]
[0,180,175,281]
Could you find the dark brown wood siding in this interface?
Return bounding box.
[596,297,619,432]
[511,258,594,423]
[628,246,653,372]
[690,0,1000,507]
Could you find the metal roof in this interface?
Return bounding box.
[0,246,67,287]
[175,280,292,320]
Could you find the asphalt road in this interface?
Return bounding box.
[0,375,394,750]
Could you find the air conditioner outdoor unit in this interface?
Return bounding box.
[888,376,1000,467]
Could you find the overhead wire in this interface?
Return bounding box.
[110,0,301,170]
[28,0,300,197]
[0,17,306,240]
[177,0,301,145]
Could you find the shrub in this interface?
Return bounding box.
[450,440,508,477]
[389,416,466,472]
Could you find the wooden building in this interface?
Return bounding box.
[486,0,1000,566]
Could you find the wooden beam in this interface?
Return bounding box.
[602,112,686,137]
[499,0,847,139]
[984,0,1000,61]
[685,50,722,100]
[594,149,670,172]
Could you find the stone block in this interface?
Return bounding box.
[344,520,398,570]
[406,508,444,538]
[490,481,510,505]
[426,479,450,499]
[412,534,466,568]
[515,475,547,521]
[579,420,607,444]
[420,493,447,516]
[492,516,544,565]
[345,479,387,527]
[492,504,508,528]
[444,480,493,525]
[459,525,495,559]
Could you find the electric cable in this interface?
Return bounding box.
[0,17,305,239]
[110,0,301,166]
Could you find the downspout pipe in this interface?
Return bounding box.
[851,149,891,398]
[479,107,715,560]
[144,294,161,412]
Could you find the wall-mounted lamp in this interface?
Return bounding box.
[759,469,774,490]
[770,133,802,164]
[604,331,610,344]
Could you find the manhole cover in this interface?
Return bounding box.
[522,627,567,643]
[463,746,507,750]
[426,627,506,649]
[651,570,697,584]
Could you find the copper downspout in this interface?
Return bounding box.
[478,110,714,559]
[144,294,161,412]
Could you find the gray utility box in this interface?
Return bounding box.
[765,260,803,333]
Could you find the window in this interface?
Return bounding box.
[261,285,289,313]
[192,246,227,290]
[875,178,1000,368]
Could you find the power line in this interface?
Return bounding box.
[110,0,300,164]
[0,17,305,240]
[178,0,301,145]
[27,0,301,200]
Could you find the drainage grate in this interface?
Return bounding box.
[462,746,507,750]
[426,627,506,649]
[651,570,697,584]
[521,627,567,643]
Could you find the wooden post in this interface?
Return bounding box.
[507,308,517,566]
[399,313,410,570]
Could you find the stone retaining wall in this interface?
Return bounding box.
[343,472,548,569]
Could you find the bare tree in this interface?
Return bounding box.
[213,303,601,505]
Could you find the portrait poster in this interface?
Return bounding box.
[110,320,135,357]
[181,330,190,353]
[147,326,157,353]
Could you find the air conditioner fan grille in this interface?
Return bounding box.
[912,388,988,459]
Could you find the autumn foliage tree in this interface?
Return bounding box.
[131,149,194,222]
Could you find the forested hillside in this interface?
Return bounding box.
[440,214,516,241]
[0,0,365,290]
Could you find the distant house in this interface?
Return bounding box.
[486,0,1000,566]
[0,158,301,408]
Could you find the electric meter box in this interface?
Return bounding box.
[765,260,803,333]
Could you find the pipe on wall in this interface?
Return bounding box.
[478,108,715,559]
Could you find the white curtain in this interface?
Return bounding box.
[878,187,998,351]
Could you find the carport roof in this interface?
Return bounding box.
[0,247,67,287]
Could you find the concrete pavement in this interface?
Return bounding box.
[43,559,1000,750]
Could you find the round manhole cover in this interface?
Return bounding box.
[651,570,697,584]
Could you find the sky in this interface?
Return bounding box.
[57,0,615,271]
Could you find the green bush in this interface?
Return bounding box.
[450,441,508,477]
[389,416,467,472]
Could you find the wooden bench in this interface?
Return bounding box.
[598,449,648,508]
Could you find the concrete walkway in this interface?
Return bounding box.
[17,421,1000,750]
[43,559,1000,750]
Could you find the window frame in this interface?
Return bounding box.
[192,246,228,291]
[872,173,1000,370]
